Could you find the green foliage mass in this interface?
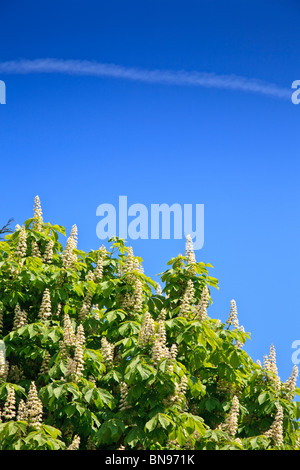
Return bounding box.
[0,198,299,450]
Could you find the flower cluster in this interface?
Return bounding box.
[13,304,28,330]
[121,276,144,313]
[157,308,167,322]
[166,374,188,407]
[38,289,52,321]
[31,239,40,258]
[220,395,240,439]
[119,382,130,411]
[263,344,281,390]
[138,311,155,347]
[226,300,246,348]
[235,325,245,349]
[170,343,178,360]
[58,314,86,380]
[156,283,162,295]
[100,336,114,364]
[151,319,178,366]
[180,280,195,317]
[151,320,170,364]
[32,196,43,232]
[15,226,27,258]
[0,347,7,380]
[18,381,43,429]
[283,365,298,398]
[65,324,86,380]
[61,314,76,350]
[2,386,16,421]
[118,246,144,278]
[195,285,209,321]
[185,234,196,265]
[62,225,78,269]
[79,289,93,321]
[226,299,239,328]
[123,246,135,273]
[43,240,54,263]
[67,435,80,450]
[94,256,104,280]
[264,404,284,446]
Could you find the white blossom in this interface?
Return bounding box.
[26,381,43,429]
[3,386,16,420]
[62,225,78,269]
[17,399,27,421]
[31,239,40,257]
[100,337,114,364]
[185,234,196,264]
[43,240,54,263]
[13,304,28,330]
[283,365,298,397]
[0,348,8,380]
[221,395,240,439]
[62,314,76,348]
[180,280,195,317]
[138,311,155,347]
[263,344,281,390]
[79,290,93,321]
[67,435,80,450]
[94,256,103,280]
[119,382,130,411]
[15,226,27,258]
[196,285,209,321]
[264,405,284,446]
[32,196,43,232]
[38,288,52,320]
[226,299,239,329]
[152,321,170,364]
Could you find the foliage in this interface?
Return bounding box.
[0,197,299,450]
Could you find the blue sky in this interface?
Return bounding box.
[0,0,300,382]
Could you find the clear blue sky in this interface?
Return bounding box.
[0,0,300,382]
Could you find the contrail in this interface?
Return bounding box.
[0,58,291,100]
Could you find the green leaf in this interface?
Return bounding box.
[145,414,159,432]
[176,426,187,446]
[157,413,174,430]
[119,321,140,336]
[53,384,64,399]
[124,427,141,448]
[97,419,125,444]
[229,349,241,369]
[205,398,219,412]
[258,391,270,405]
[136,363,155,381]
[84,388,94,404]
[145,413,173,432]
[93,388,114,409]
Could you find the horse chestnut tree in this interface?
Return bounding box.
[0,197,299,450]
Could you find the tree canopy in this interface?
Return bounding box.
[0,196,299,450]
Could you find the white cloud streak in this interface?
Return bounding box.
[0,58,291,100]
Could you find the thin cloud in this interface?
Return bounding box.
[0,58,291,100]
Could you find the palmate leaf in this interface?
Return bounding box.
[145,413,174,432]
[124,426,143,448]
[96,419,125,444]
